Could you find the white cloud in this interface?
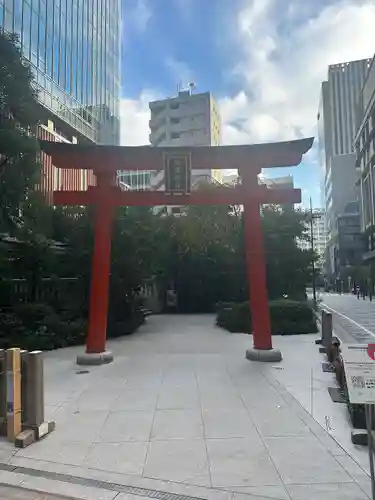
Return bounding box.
[120,91,159,146]
[219,0,375,145]
[120,0,375,150]
[130,0,152,33]
[165,57,195,87]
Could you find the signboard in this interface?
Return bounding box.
[341,344,375,404]
[164,152,191,195]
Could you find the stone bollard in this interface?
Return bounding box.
[322,312,333,348]
[15,350,55,448]
[315,310,326,346]
[22,351,44,428]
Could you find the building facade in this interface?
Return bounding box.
[318,58,371,279]
[136,89,222,214]
[0,0,121,146]
[149,89,221,186]
[1,0,121,201]
[355,55,375,272]
[326,201,363,289]
[298,209,326,268]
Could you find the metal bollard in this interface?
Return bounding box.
[5,348,22,441]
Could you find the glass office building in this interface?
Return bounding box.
[0,0,121,144]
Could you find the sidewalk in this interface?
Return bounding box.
[0,315,372,500]
[320,293,375,344]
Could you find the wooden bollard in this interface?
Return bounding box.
[5,348,22,441]
[0,350,6,435]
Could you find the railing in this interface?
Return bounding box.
[0,278,80,307]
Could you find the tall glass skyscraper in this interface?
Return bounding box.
[0,0,121,145]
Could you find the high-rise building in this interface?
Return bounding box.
[318,58,371,280]
[298,210,326,268]
[0,0,121,197]
[355,54,375,271]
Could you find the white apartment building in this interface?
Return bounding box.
[148,88,221,213]
[150,88,221,180]
[222,173,294,190]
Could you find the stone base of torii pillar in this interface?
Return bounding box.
[245,348,282,362]
[77,351,114,366]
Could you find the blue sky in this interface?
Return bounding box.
[120,0,375,208]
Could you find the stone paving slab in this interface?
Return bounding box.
[0,483,77,500]
[0,314,372,499]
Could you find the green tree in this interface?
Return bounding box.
[154,201,314,311]
[262,206,314,299]
[0,31,41,232]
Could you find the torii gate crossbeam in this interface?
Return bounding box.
[40,138,313,365]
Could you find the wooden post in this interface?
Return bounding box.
[6,348,22,441]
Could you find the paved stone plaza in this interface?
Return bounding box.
[0,314,372,499]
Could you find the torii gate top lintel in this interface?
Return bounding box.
[39,137,314,174]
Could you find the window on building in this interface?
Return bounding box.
[171,132,180,139]
[170,118,180,124]
[170,103,179,110]
[364,174,372,227]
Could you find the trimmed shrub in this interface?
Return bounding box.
[216,299,318,335]
[0,302,144,351]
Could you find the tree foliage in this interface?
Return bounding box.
[0,31,42,232]
[151,200,314,311]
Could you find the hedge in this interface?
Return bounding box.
[216,299,318,335]
[0,302,145,351]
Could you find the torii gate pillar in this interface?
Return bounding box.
[242,171,281,361]
[77,171,115,365]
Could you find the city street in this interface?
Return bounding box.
[320,292,375,344]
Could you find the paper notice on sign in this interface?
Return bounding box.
[341,344,375,404]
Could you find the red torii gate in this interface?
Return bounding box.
[40,138,313,365]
